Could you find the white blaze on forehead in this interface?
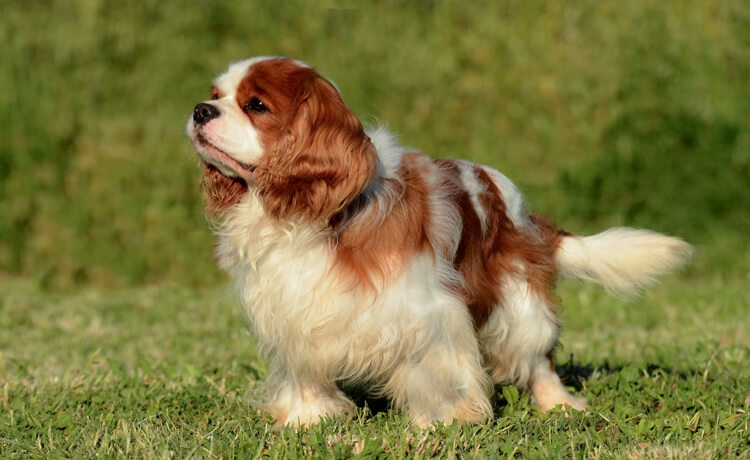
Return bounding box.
[213,56,312,95]
[213,57,271,95]
[218,56,341,95]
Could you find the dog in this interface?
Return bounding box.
[186,56,693,428]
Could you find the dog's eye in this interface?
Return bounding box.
[243,97,269,114]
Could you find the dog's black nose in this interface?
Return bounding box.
[193,103,220,125]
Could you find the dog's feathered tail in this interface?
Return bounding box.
[555,227,693,297]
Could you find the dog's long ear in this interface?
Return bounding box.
[255,75,377,221]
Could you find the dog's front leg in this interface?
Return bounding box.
[264,376,355,428]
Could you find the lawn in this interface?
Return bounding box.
[2,277,747,458]
[1,1,749,458]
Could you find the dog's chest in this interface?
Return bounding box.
[210,197,476,380]
[215,207,334,315]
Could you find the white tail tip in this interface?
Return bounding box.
[555,227,693,297]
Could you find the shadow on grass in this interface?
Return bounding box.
[555,359,696,391]
[334,359,698,421]
[340,384,392,417]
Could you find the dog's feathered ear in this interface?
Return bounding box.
[255,76,377,221]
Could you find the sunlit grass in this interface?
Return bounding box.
[1,275,747,458]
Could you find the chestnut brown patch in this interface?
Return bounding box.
[200,163,248,216]
[234,58,377,221]
[436,161,564,328]
[332,153,432,292]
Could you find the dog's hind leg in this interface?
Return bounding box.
[479,273,586,412]
[528,356,587,412]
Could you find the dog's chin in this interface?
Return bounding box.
[202,161,246,184]
[194,135,256,182]
[201,158,250,184]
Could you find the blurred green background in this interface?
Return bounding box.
[2,0,748,290]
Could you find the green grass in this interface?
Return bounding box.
[1,0,749,458]
[1,277,748,458]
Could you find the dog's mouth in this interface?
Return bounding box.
[195,133,257,178]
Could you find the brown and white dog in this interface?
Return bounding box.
[186,57,692,428]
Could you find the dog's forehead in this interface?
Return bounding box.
[213,56,311,95]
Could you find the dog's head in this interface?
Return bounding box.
[186,57,377,220]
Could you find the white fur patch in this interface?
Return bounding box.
[215,56,301,92]
[457,160,489,234]
[365,126,405,181]
[481,166,530,228]
[556,227,694,297]
[478,273,559,387]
